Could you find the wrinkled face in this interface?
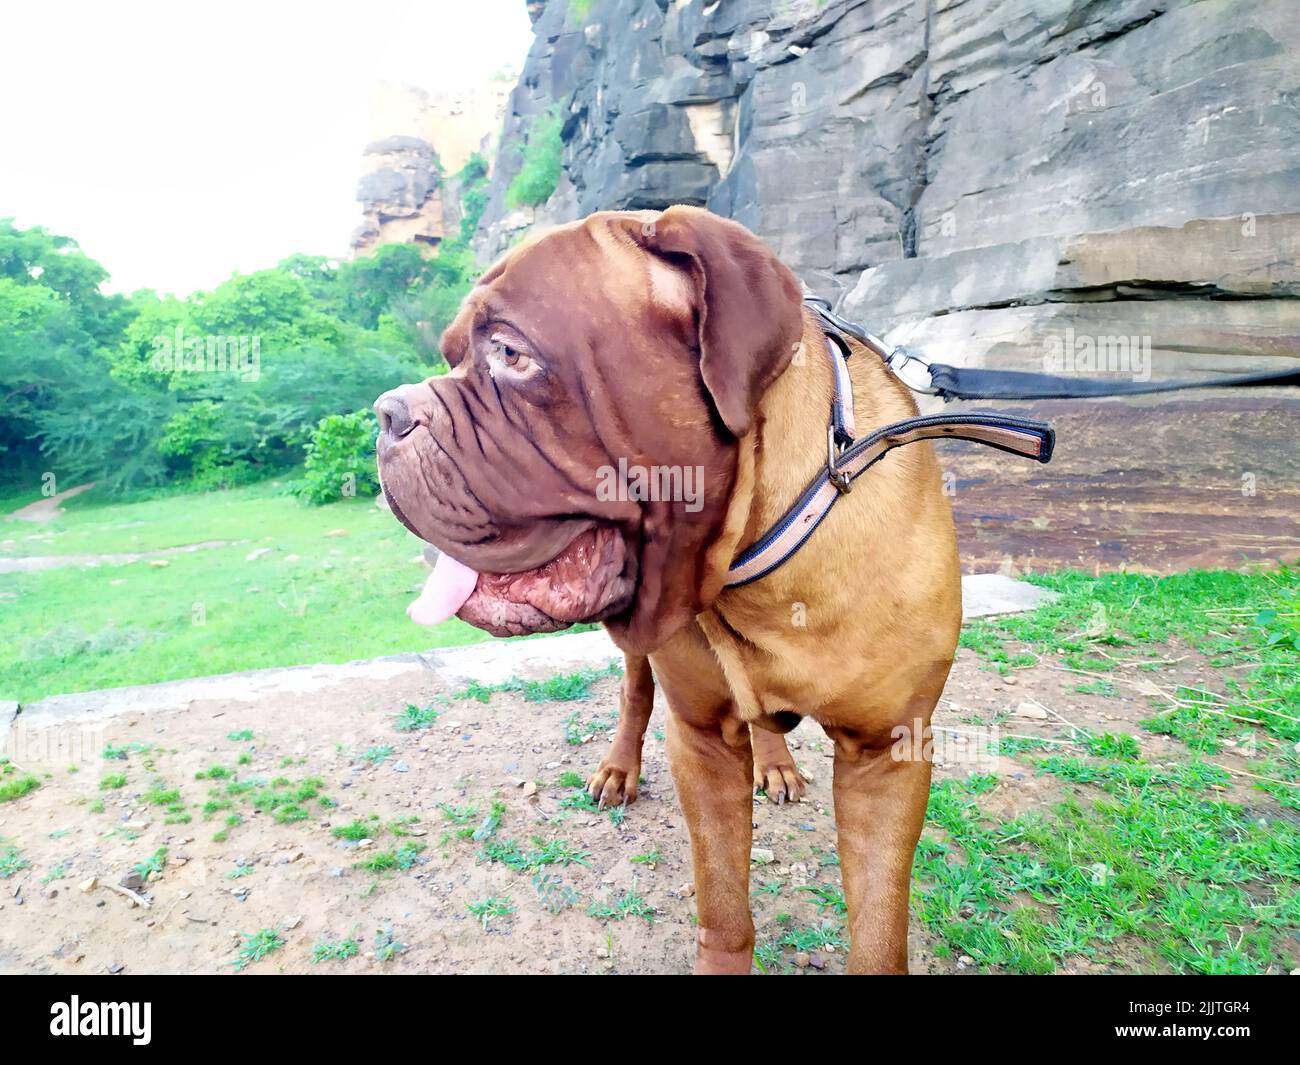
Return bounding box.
[374,207,803,652]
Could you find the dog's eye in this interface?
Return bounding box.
[490,336,524,367]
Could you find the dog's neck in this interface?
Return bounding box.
[695,308,923,718]
[698,308,829,598]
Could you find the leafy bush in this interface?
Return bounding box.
[506,106,565,208]
[457,153,490,242]
[293,410,380,505]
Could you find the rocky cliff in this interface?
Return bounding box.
[474,0,1300,387]
[463,0,1300,571]
[352,82,510,257]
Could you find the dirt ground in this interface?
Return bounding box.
[0,637,1271,976]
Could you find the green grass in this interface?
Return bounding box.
[777,920,845,953]
[917,565,1300,974]
[233,928,285,971]
[532,872,580,914]
[331,818,377,842]
[374,926,406,961]
[557,786,626,824]
[965,568,1297,744]
[0,481,504,701]
[0,760,40,803]
[394,702,440,731]
[457,663,620,706]
[589,886,655,923]
[564,705,618,744]
[438,802,479,826]
[754,938,786,973]
[913,760,1298,974]
[358,744,393,766]
[467,895,514,929]
[142,784,181,806]
[195,764,232,780]
[0,843,30,878]
[207,772,330,831]
[630,848,661,866]
[132,847,168,882]
[353,841,425,873]
[311,936,360,964]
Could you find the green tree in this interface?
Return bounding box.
[336,243,438,330]
[0,218,131,346]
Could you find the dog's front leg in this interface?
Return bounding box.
[588,653,654,807]
[666,706,755,974]
[824,718,934,975]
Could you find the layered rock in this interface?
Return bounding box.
[352,82,510,257]
[465,0,1300,571]
[474,0,1299,373]
[352,135,445,256]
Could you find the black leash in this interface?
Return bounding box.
[726,333,1054,587]
[729,296,1295,590]
[804,297,1300,401]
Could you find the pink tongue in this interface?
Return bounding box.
[407,551,480,626]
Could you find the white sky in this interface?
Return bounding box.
[0,0,535,295]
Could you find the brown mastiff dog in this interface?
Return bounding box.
[374,206,961,974]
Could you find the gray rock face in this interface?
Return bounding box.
[352,136,445,256]
[472,0,1299,384]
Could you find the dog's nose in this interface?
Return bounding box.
[374,390,414,439]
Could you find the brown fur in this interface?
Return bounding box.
[674,306,960,973]
[376,207,962,973]
[619,305,961,972]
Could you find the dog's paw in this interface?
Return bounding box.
[753,760,806,805]
[587,758,640,809]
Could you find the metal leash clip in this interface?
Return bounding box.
[827,424,852,494]
[882,343,939,395]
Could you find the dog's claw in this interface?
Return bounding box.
[588,760,639,810]
[753,762,807,805]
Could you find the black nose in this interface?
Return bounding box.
[374,390,414,438]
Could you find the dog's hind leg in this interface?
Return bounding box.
[587,652,655,807]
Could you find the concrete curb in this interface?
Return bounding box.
[962,572,1060,618]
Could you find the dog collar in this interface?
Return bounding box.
[725,322,1055,588]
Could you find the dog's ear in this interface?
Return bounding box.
[624,205,805,437]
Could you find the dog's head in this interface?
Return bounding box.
[374,206,804,652]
